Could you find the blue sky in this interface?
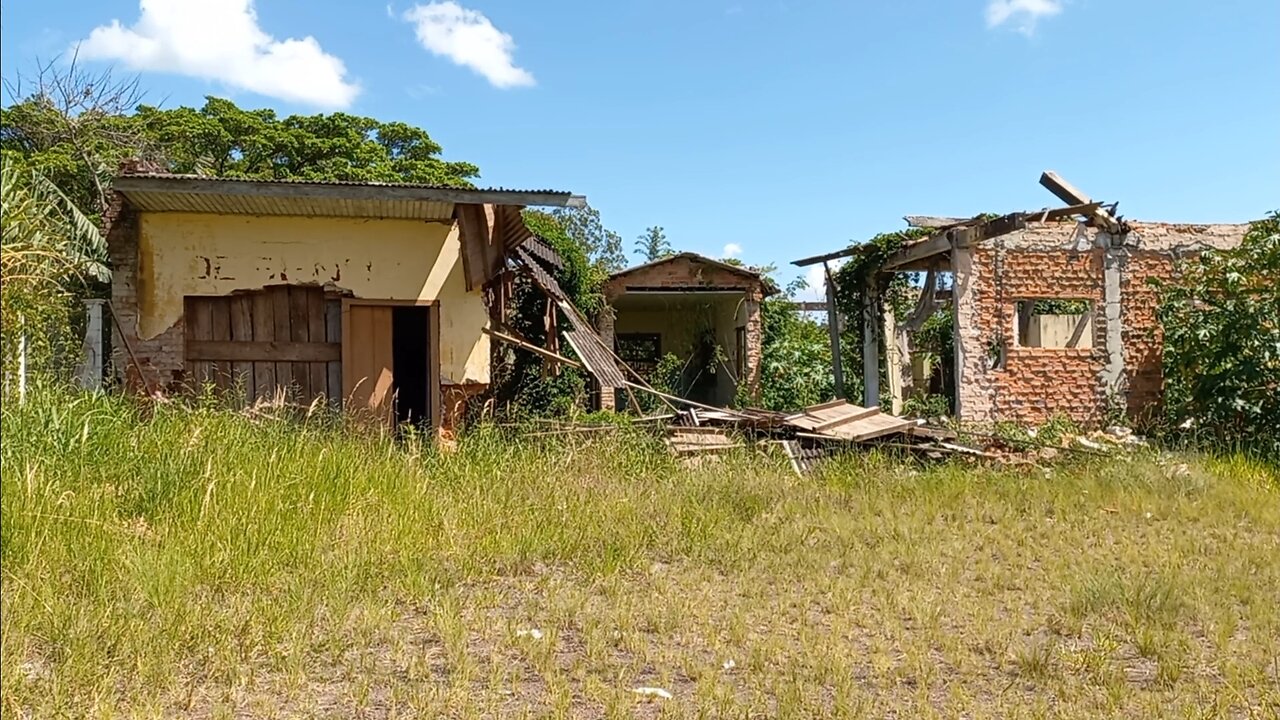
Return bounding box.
[3,0,1277,294]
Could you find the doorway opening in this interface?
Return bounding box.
[391,306,431,427]
[341,300,440,430]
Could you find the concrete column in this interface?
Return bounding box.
[862,282,880,408]
[743,296,763,402]
[1100,234,1127,415]
[950,247,975,420]
[77,299,106,390]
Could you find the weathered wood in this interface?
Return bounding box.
[307,290,328,406]
[210,297,233,394]
[185,297,214,387]
[823,262,844,399]
[881,233,951,271]
[1039,171,1119,231]
[250,291,276,401]
[187,341,342,363]
[271,287,293,397]
[793,245,861,268]
[115,175,585,209]
[229,295,254,403]
[903,215,970,229]
[811,405,880,432]
[483,327,583,368]
[325,299,342,409]
[288,287,312,400]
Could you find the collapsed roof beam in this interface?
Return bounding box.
[1039,171,1121,232]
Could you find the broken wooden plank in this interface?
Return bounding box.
[186,340,341,363]
[903,215,970,229]
[1039,171,1120,232]
[881,232,952,271]
[483,327,584,369]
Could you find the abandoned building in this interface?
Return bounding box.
[104,170,600,429]
[597,253,774,408]
[795,172,1250,427]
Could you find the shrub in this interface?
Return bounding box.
[1155,212,1280,457]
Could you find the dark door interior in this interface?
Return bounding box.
[390,306,431,427]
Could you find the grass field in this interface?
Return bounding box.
[2,390,1278,718]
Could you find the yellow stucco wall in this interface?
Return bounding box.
[137,212,489,384]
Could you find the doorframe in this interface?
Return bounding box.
[341,298,442,430]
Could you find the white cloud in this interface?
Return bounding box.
[722,242,743,258]
[402,2,534,88]
[798,258,846,302]
[985,0,1063,33]
[78,0,358,108]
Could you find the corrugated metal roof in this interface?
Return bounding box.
[117,172,574,195]
[113,173,585,220]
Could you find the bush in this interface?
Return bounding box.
[1155,212,1280,456]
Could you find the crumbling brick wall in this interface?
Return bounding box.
[105,193,187,394]
[953,220,1248,427]
[954,223,1107,425]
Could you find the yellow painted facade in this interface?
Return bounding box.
[137,212,490,384]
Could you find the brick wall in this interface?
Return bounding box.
[106,193,187,393]
[953,221,1248,427]
[955,229,1108,425]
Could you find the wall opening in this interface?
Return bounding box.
[391,306,432,427]
[1014,299,1094,349]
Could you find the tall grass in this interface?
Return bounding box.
[3,387,1278,717]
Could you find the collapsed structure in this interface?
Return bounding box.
[795,172,1249,427]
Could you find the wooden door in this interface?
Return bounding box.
[341,302,395,425]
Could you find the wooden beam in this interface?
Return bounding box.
[1039,171,1092,206]
[903,215,970,229]
[1039,171,1120,232]
[793,245,861,268]
[482,327,583,369]
[186,340,340,363]
[787,301,829,312]
[824,262,845,399]
[881,232,952,271]
[115,176,585,208]
[1020,202,1103,222]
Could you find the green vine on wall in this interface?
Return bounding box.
[830,228,933,331]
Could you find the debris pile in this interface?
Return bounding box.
[661,399,988,471]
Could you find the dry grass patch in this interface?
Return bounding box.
[2,390,1278,718]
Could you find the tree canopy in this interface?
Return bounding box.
[635,226,672,263]
[2,75,478,219]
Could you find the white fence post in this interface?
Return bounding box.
[77,299,106,390]
[18,314,27,404]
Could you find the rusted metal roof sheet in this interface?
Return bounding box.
[114,173,584,220]
[513,246,627,387]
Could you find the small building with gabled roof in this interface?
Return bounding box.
[597,253,776,408]
[104,166,586,429]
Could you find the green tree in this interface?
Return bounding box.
[1,58,149,217]
[755,280,835,411]
[635,226,672,263]
[549,204,627,271]
[3,61,479,220]
[1156,212,1280,455]
[131,97,478,186]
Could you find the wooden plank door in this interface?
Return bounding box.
[341,302,395,426]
